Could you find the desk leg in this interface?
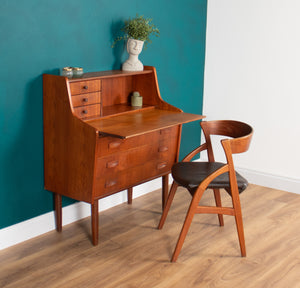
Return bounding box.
[127,187,133,204]
[54,193,62,232]
[91,200,99,246]
[162,175,169,210]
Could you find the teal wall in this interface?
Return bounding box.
[0,0,207,229]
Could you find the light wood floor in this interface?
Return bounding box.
[1,184,300,288]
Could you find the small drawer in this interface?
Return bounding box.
[69,80,101,95]
[73,104,100,119]
[72,92,100,107]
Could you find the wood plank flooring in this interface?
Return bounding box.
[1,184,300,287]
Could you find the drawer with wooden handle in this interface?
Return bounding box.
[96,130,160,157]
[94,159,172,197]
[158,134,178,152]
[95,144,158,178]
[96,126,179,157]
[69,80,101,95]
[72,92,101,107]
[73,104,101,119]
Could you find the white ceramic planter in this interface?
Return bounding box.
[122,38,144,71]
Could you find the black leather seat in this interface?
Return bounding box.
[172,161,248,196]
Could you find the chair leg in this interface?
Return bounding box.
[171,191,203,262]
[158,181,178,230]
[162,175,169,209]
[213,188,224,226]
[234,213,246,257]
[231,190,246,257]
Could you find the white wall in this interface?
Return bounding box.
[203,0,300,193]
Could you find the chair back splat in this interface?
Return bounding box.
[158,120,253,262]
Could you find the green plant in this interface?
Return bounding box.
[112,14,160,48]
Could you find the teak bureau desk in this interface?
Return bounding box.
[43,66,204,245]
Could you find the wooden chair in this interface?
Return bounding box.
[158,120,253,262]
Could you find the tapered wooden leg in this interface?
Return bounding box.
[213,188,224,226]
[232,197,246,257]
[230,183,246,256]
[158,181,178,229]
[54,193,62,232]
[171,197,198,262]
[91,200,99,246]
[234,211,246,257]
[162,174,169,209]
[171,187,206,262]
[127,187,133,204]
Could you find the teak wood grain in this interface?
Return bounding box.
[43,66,204,245]
[88,109,201,139]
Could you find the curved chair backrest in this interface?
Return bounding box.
[201,120,253,161]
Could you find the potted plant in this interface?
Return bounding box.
[112,14,160,71]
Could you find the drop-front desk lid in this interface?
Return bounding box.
[86,108,205,139]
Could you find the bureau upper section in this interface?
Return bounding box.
[43,66,204,139]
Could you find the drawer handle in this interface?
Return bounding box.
[105,180,117,188]
[82,98,88,103]
[109,141,121,149]
[106,160,119,169]
[157,162,167,170]
[160,128,171,135]
[82,110,88,114]
[158,146,169,152]
[83,85,88,90]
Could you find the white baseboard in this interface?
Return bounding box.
[195,158,300,194]
[237,167,300,194]
[0,178,166,250]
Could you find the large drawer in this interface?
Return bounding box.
[96,126,179,157]
[94,158,173,198]
[95,144,157,178]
